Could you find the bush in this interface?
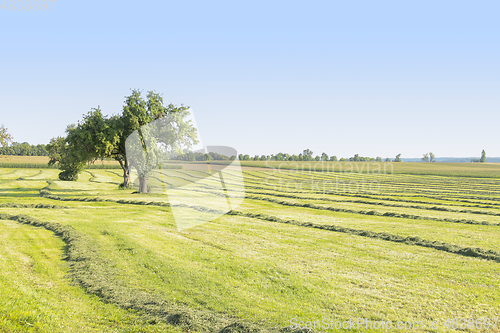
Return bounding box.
[59,170,79,181]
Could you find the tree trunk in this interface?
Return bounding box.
[123,170,131,188]
[139,175,148,193]
[118,159,131,188]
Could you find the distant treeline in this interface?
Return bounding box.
[238,150,397,162]
[173,151,236,161]
[173,150,390,162]
[0,142,48,156]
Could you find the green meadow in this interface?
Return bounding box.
[0,162,499,332]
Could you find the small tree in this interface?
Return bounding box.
[394,154,402,162]
[480,150,486,163]
[421,152,435,162]
[321,152,329,161]
[47,134,86,181]
[0,125,13,148]
[302,149,313,161]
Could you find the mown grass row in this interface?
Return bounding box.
[38,181,500,262]
[242,170,500,198]
[40,187,172,207]
[153,182,500,219]
[111,168,500,207]
[244,195,498,226]
[40,187,228,215]
[243,189,500,216]
[241,174,500,203]
[241,169,500,186]
[0,163,183,170]
[227,211,500,263]
[0,212,299,333]
[59,168,500,227]
[259,169,500,195]
[245,169,500,191]
[0,202,70,209]
[238,176,500,208]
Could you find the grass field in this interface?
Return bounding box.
[1,161,500,332]
[0,156,51,164]
[0,156,121,170]
[233,160,500,178]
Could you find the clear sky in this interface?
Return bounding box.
[1,1,499,159]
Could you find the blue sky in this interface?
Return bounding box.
[1,1,499,159]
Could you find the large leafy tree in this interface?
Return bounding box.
[125,105,198,192]
[48,90,198,190]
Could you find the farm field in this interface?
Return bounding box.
[234,160,500,178]
[0,163,500,332]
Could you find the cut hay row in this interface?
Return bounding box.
[0,213,279,333]
[227,211,500,263]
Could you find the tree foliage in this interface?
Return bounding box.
[0,142,48,156]
[234,151,393,162]
[481,150,486,163]
[422,152,435,162]
[48,90,198,190]
[0,125,13,148]
[47,134,86,180]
